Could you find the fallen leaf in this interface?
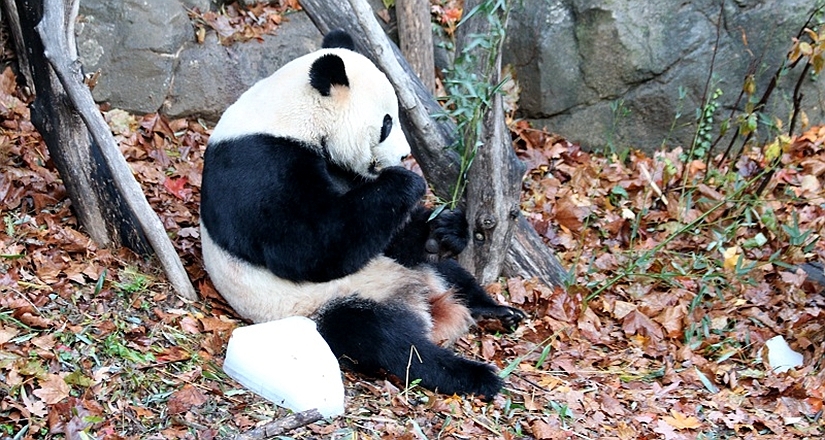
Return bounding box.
[22,388,48,418]
[163,176,190,200]
[506,278,528,304]
[663,409,702,430]
[529,419,557,439]
[622,309,664,340]
[654,305,686,338]
[0,326,19,345]
[167,384,208,415]
[179,315,201,334]
[722,246,742,271]
[34,373,70,405]
[653,419,686,440]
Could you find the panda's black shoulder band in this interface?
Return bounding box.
[322,29,355,51]
[309,54,349,96]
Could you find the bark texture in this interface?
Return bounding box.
[397,0,435,94]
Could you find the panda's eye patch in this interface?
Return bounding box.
[379,114,392,143]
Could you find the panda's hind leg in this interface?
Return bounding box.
[315,296,502,399]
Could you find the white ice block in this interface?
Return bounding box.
[223,316,345,417]
[765,335,804,374]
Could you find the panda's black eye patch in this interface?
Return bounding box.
[379,114,392,143]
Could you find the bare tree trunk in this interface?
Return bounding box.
[452,0,523,284]
[396,0,435,94]
[4,0,197,300]
[299,0,568,289]
[3,0,125,250]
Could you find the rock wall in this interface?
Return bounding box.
[71,0,824,150]
[504,0,825,151]
[75,0,321,120]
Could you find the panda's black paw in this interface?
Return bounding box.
[427,208,469,257]
[462,361,503,401]
[472,305,527,332]
[378,166,427,205]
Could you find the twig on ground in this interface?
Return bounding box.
[233,409,324,440]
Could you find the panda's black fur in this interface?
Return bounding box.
[200,30,525,399]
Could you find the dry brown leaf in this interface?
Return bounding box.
[506,277,528,304]
[179,315,201,334]
[654,305,687,339]
[529,419,557,439]
[0,326,19,345]
[622,309,664,340]
[663,409,702,430]
[33,374,70,405]
[167,384,208,415]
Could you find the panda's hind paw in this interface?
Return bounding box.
[464,361,503,401]
[473,305,527,332]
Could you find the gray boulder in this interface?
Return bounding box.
[163,13,321,120]
[76,0,198,113]
[76,0,320,120]
[503,0,825,151]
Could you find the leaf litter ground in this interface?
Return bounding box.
[1,65,824,439]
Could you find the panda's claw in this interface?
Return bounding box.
[472,305,527,332]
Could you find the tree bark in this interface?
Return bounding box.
[299,0,568,289]
[5,0,197,300]
[452,0,523,285]
[396,0,435,94]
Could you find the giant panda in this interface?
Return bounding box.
[200,30,526,399]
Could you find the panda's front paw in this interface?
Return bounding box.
[429,208,470,257]
[378,167,427,204]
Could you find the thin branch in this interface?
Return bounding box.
[35,0,196,300]
[723,4,823,168]
[232,409,324,440]
[787,62,811,136]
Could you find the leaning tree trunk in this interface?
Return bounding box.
[3,0,196,300]
[2,0,138,252]
[299,0,568,288]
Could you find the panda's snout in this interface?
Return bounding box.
[368,158,380,174]
[370,152,406,173]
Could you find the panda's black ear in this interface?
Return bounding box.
[309,54,349,96]
[322,29,355,50]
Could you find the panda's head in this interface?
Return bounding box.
[210,30,410,177]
